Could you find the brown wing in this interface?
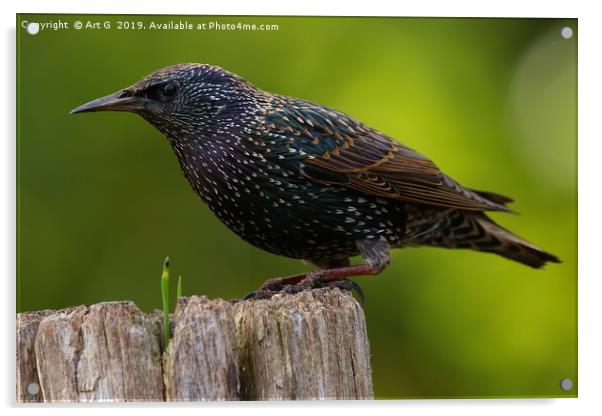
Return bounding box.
[265,101,512,212]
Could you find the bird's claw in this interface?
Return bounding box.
[241,275,364,306]
[241,288,276,301]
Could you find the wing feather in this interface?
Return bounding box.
[262,98,511,212]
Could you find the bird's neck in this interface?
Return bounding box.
[159,116,267,203]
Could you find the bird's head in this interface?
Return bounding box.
[71,63,260,137]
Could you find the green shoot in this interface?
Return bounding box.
[177,275,183,299]
[161,256,170,347]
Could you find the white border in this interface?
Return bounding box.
[5,0,584,18]
[3,1,600,415]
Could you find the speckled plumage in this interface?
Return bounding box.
[72,63,559,293]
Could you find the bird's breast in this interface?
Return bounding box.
[172,139,410,260]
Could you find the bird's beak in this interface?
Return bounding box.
[70,89,146,115]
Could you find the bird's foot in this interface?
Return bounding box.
[242,271,364,305]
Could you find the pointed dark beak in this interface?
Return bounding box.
[70,89,147,115]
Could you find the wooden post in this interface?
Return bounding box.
[16,288,373,402]
[162,296,239,401]
[16,309,54,403]
[31,302,164,402]
[234,290,373,400]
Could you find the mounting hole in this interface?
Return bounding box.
[26,22,40,36]
[560,378,573,391]
[560,27,573,39]
[26,382,40,395]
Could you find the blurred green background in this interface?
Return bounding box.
[17,15,577,399]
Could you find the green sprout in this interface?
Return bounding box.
[160,258,184,348]
[161,256,171,347]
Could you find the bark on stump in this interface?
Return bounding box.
[16,288,373,402]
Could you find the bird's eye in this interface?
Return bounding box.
[136,82,179,101]
[161,82,178,98]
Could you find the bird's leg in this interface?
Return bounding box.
[243,239,391,303]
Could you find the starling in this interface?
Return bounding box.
[71,63,560,299]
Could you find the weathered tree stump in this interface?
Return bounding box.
[234,290,372,400]
[163,296,239,401]
[16,288,373,402]
[16,309,54,403]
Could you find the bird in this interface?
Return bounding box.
[71,63,560,300]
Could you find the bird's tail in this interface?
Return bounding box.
[438,211,560,268]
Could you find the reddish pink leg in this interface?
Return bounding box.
[298,263,381,285]
[242,239,391,301]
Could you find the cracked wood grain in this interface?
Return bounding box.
[16,288,373,402]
